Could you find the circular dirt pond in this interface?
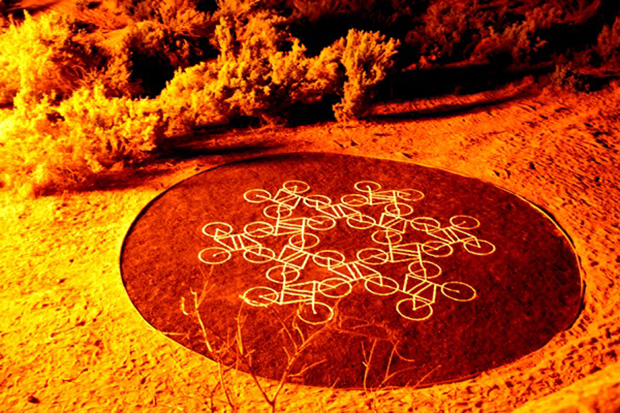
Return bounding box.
[121,152,583,388]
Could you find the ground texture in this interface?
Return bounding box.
[121,152,582,389]
[1,81,619,412]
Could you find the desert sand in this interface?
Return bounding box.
[1,80,619,412]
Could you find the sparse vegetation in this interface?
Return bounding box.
[0,2,398,194]
[549,63,590,92]
[0,84,165,195]
[0,11,91,105]
[596,16,620,67]
[333,29,399,121]
[0,0,618,195]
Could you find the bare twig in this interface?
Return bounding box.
[362,338,378,392]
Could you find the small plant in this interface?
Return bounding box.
[186,285,334,413]
[549,63,589,92]
[596,16,620,66]
[0,11,92,105]
[333,29,399,121]
[0,84,165,195]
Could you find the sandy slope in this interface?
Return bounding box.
[1,81,619,412]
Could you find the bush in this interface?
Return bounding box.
[0,11,92,105]
[0,85,165,195]
[471,5,561,65]
[160,8,400,131]
[596,16,620,66]
[414,0,472,62]
[548,63,589,92]
[158,9,305,131]
[125,0,213,95]
[333,29,399,121]
[0,2,400,194]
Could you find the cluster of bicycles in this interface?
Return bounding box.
[199,180,494,324]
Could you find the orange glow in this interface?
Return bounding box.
[1,0,618,411]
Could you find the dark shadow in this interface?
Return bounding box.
[369,88,538,124]
[68,134,282,193]
[376,62,553,101]
[72,167,173,193]
[154,137,284,163]
[286,97,340,126]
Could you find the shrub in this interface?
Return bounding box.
[118,0,213,96]
[596,16,620,66]
[471,5,561,65]
[0,84,165,195]
[417,0,471,62]
[333,29,399,121]
[81,51,145,98]
[160,9,398,128]
[548,63,589,92]
[159,8,347,131]
[0,11,92,105]
[0,2,400,195]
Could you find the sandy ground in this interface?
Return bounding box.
[1,80,619,412]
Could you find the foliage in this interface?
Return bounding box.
[333,29,399,121]
[548,63,589,92]
[0,85,165,195]
[160,9,396,130]
[0,11,92,105]
[466,4,562,65]
[2,0,616,196]
[407,0,480,63]
[117,0,214,96]
[596,16,620,66]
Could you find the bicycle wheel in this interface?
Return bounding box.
[263,204,294,220]
[243,245,275,264]
[364,275,400,296]
[396,188,425,202]
[266,265,301,283]
[463,238,496,256]
[371,229,403,245]
[244,189,272,203]
[396,298,433,321]
[288,233,320,250]
[297,301,334,325]
[241,287,278,307]
[410,217,441,232]
[243,221,274,238]
[198,247,231,265]
[346,214,376,230]
[422,240,454,258]
[383,202,414,218]
[356,248,390,265]
[354,181,382,192]
[313,250,346,268]
[318,277,353,298]
[283,180,310,194]
[303,194,332,208]
[408,260,442,279]
[441,281,476,302]
[307,216,337,231]
[202,222,233,238]
[450,215,480,230]
[340,194,368,207]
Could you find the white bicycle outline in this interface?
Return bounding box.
[199,180,492,324]
[410,215,496,256]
